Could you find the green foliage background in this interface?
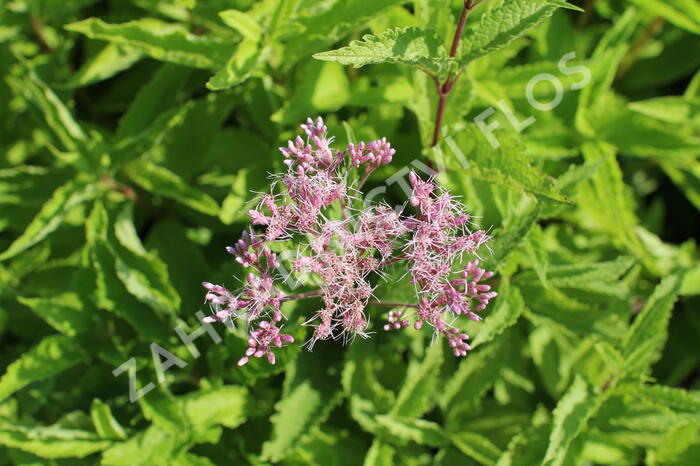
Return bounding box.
[1,0,700,464]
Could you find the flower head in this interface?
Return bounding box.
[201,117,497,366]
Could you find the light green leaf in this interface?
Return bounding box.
[459,0,574,66]
[17,293,90,337]
[524,224,548,287]
[206,39,261,90]
[116,64,191,141]
[449,126,570,204]
[451,431,502,465]
[472,281,524,347]
[0,179,96,261]
[628,0,700,34]
[182,386,248,430]
[314,27,456,76]
[0,419,111,459]
[364,440,395,466]
[621,273,684,375]
[390,341,443,418]
[219,9,262,40]
[7,64,88,153]
[65,18,233,69]
[374,416,447,447]
[86,202,170,342]
[629,96,700,129]
[125,161,219,215]
[64,43,143,88]
[91,399,127,440]
[543,376,606,466]
[261,347,343,462]
[113,204,181,316]
[0,335,87,403]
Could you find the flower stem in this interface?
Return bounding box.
[430,0,477,147]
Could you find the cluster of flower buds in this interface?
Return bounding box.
[201,117,497,366]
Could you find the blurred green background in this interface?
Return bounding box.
[0,0,699,465]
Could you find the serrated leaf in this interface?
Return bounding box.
[450,126,570,204]
[182,386,248,430]
[389,341,443,418]
[364,440,395,466]
[65,18,233,69]
[261,347,343,462]
[7,64,88,154]
[621,273,684,375]
[17,293,90,337]
[542,376,606,466]
[219,9,262,41]
[115,64,191,141]
[440,337,508,413]
[0,418,111,459]
[451,431,502,465]
[629,96,700,129]
[112,204,181,316]
[63,43,143,89]
[314,27,455,76]
[472,281,524,347]
[0,335,87,403]
[91,399,127,440]
[125,161,219,215]
[374,416,447,447]
[86,202,170,342]
[459,0,573,66]
[523,224,548,287]
[206,39,261,90]
[0,179,96,261]
[628,0,700,34]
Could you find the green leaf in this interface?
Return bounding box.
[112,204,181,316]
[627,0,700,34]
[64,43,143,89]
[7,64,88,153]
[661,160,700,211]
[449,126,570,204]
[542,376,606,466]
[621,273,684,375]
[389,341,443,418]
[85,202,170,342]
[0,179,96,261]
[374,416,447,447]
[472,280,524,347]
[219,9,262,41]
[364,440,396,466]
[632,384,700,417]
[314,27,456,76]
[451,431,502,465]
[125,161,219,215]
[17,293,90,337]
[261,347,343,462]
[629,96,700,129]
[440,337,508,413]
[518,256,634,292]
[0,419,111,459]
[459,0,573,66]
[206,39,261,90]
[115,64,191,141]
[182,386,248,430]
[523,224,548,287]
[0,335,87,403]
[576,141,649,264]
[91,399,127,440]
[65,18,233,69]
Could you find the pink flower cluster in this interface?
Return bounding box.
[202,117,497,366]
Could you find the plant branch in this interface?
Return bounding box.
[431,0,477,147]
